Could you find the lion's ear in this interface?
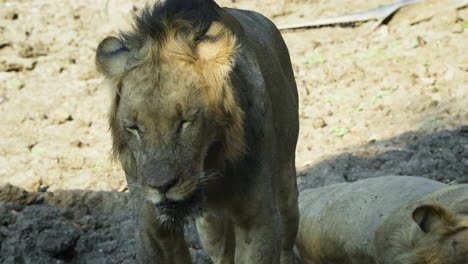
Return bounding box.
[412,203,456,233]
[96,37,131,77]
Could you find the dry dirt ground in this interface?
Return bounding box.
[0,0,467,263]
[1,0,467,191]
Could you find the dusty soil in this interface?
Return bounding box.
[1,0,466,191]
[0,0,467,263]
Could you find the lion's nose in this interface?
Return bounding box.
[147,177,178,194]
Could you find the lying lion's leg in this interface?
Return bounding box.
[196,211,235,264]
[233,197,282,264]
[277,163,299,264]
[132,197,192,264]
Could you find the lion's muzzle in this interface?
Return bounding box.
[140,159,181,194]
[145,176,179,194]
[153,188,203,228]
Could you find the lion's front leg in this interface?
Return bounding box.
[196,210,236,264]
[133,198,192,264]
[233,201,282,264]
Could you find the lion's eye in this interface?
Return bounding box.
[177,120,191,134]
[126,125,141,137]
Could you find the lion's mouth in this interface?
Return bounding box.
[154,189,202,228]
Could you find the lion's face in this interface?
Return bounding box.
[96,21,244,226]
[411,203,468,264]
[117,63,218,216]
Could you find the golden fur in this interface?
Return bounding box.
[100,20,245,163]
[389,202,468,264]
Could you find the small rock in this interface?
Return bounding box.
[0,57,37,72]
[70,140,83,148]
[3,11,19,20]
[52,109,73,124]
[427,86,439,93]
[16,42,49,59]
[27,142,38,151]
[32,196,45,204]
[452,23,464,34]
[38,185,50,193]
[374,104,384,111]
[311,41,321,50]
[0,95,8,104]
[416,36,427,46]
[313,117,327,129]
[18,44,34,58]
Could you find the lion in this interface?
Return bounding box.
[95,0,299,263]
[296,176,468,264]
[374,182,468,264]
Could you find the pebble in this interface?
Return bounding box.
[313,117,327,129]
[0,95,8,104]
[452,23,464,34]
[38,185,49,193]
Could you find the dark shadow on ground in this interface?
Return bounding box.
[298,125,468,191]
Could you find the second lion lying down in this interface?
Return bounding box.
[296,176,468,264]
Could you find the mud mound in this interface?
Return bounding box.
[0,185,210,264]
[0,185,135,264]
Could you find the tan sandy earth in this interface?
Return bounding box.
[0,0,467,191]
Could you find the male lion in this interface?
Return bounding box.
[95,0,299,263]
[296,176,468,264]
